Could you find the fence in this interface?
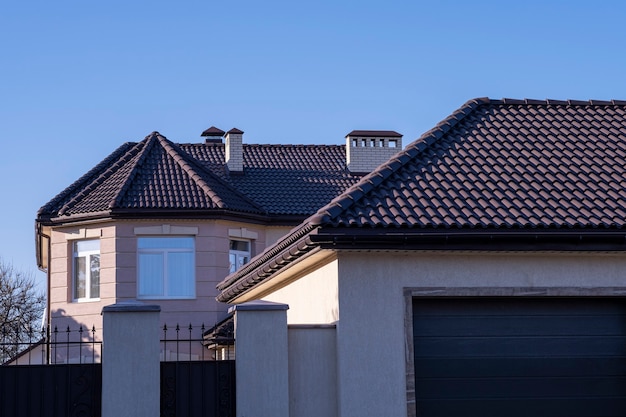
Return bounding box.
[1,325,102,365]
[1,321,235,417]
[2,321,235,365]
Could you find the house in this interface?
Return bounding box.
[35,126,403,361]
[216,98,626,417]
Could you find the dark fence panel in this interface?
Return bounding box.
[0,363,102,417]
[161,360,235,417]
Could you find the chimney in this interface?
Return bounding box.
[345,130,402,173]
[225,128,244,173]
[201,126,225,144]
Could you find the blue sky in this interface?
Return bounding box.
[2,1,626,291]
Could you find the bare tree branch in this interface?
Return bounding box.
[0,259,45,363]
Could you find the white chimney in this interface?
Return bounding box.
[345,130,403,173]
[225,128,244,173]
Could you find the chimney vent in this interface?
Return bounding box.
[201,126,225,144]
[346,130,402,173]
[225,128,244,172]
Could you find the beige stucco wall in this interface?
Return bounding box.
[48,219,293,344]
[258,250,626,417]
[336,251,626,417]
[263,259,339,324]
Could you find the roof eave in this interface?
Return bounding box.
[217,225,626,302]
[310,227,626,251]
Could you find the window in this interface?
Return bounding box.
[229,240,250,274]
[73,240,100,301]
[137,237,195,299]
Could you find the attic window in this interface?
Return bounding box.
[389,140,397,148]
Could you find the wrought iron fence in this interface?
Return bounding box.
[160,321,234,362]
[160,322,236,417]
[2,321,234,365]
[1,325,102,365]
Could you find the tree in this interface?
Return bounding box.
[0,259,45,363]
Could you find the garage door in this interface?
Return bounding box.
[413,297,626,416]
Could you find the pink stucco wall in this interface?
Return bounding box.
[48,219,292,348]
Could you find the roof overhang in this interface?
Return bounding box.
[310,228,626,252]
[36,209,309,229]
[216,225,626,303]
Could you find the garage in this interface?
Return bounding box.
[413,297,626,416]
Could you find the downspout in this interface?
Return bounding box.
[36,222,52,364]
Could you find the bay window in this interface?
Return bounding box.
[138,236,195,299]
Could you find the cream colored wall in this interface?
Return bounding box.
[332,250,626,417]
[49,218,289,340]
[262,259,339,325]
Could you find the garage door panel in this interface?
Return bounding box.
[413,315,626,337]
[413,298,626,316]
[417,376,626,399]
[414,335,626,357]
[415,357,626,378]
[413,297,626,416]
[417,397,626,417]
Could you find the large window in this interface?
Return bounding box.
[73,240,100,301]
[229,240,250,274]
[137,237,195,299]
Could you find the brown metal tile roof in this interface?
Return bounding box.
[217,97,626,302]
[38,132,361,224]
[313,98,626,230]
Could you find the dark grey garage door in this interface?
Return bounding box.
[413,297,626,417]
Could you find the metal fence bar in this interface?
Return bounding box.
[1,325,102,365]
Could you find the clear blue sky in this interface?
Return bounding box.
[2,1,625,292]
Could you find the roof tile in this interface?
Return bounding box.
[39,133,363,223]
[311,98,626,230]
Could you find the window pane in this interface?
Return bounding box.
[138,252,164,296]
[76,240,99,252]
[138,237,193,249]
[238,255,249,270]
[229,253,237,274]
[167,252,194,297]
[90,254,100,298]
[230,240,249,251]
[74,256,86,299]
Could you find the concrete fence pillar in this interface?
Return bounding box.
[232,300,289,417]
[101,300,161,417]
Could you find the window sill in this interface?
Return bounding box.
[73,298,101,303]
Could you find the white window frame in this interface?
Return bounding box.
[137,236,196,300]
[72,239,100,302]
[229,239,251,274]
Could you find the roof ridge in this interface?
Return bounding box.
[495,98,626,106]
[56,142,144,217]
[38,142,136,217]
[157,135,228,209]
[308,97,488,226]
[109,132,161,210]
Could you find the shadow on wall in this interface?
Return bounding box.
[49,309,101,364]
